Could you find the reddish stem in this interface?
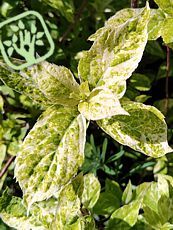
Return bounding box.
[0,156,15,179]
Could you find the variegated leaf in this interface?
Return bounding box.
[148,9,165,40]
[154,0,173,16]
[0,190,44,230]
[81,173,101,209]
[15,106,86,207]
[0,60,80,107]
[161,18,173,44]
[29,61,80,106]
[30,198,58,229]
[0,59,49,107]
[88,8,142,42]
[78,88,128,120]
[51,183,81,229]
[78,5,150,93]
[97,102,172,157]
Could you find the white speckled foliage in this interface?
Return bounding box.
[0,2,172,229]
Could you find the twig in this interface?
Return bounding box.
[165,46,170,114]
[131,0,138,8]
[0,156,15,179]
[59,0,88,43]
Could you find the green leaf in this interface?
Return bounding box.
[161,18,173,44]
[98,102,172,157]
[158,174,169,198]
[3,40,12,47]
[93,192,121,216]
[78,88,128,120]
[143,182,159,213]
[18,20,25,30]
[130,74,151,91]
[81,173,100,209]
[36,32,44,39]
[154,0,173,16]
[78,5,150,94]
[42,0,74,22]
[105,179,122,201]
[7,47,14,57]
[148,9,165,40]
[122,180,133,205]
[15,106,86,206]
[29,61,80,106]
[107,200,141,229]
[93,179,122,216]
[36,40,44,46]
[143,206,161,228]
[10,25,19,32]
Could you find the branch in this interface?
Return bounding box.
[0,156,15,179]
[131,0,138,8]
[59,0,88,43]
[165,46,170,113]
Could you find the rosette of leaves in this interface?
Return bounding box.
[0,3,172,229]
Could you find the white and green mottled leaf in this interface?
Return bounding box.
[78,88,128,120]
[88,8,142,42]
[107,200,141,229]
[97,102,172,157]
[0,59,49,107]
[30,198,58,229]
[148,9,165,40]
[78,5,150,94]
[15,106,86,207]
[24,61,80,107]
[0,60,80,107]
[0,190,44,230]
[81,173,100,209]
[52,183,81,229]
[154,0,173,16]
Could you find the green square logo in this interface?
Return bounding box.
[0,11,54,70]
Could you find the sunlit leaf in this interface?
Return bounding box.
[78,88,128,120]
[15,106,86,206]
[78,5,150,95]
[98,102,172,157]
[81,173,100,209]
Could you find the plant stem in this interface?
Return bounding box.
[0,156,15,179]
[131,0,138,8]
[165,46,170,113]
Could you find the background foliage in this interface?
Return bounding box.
[0,0,173,229]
